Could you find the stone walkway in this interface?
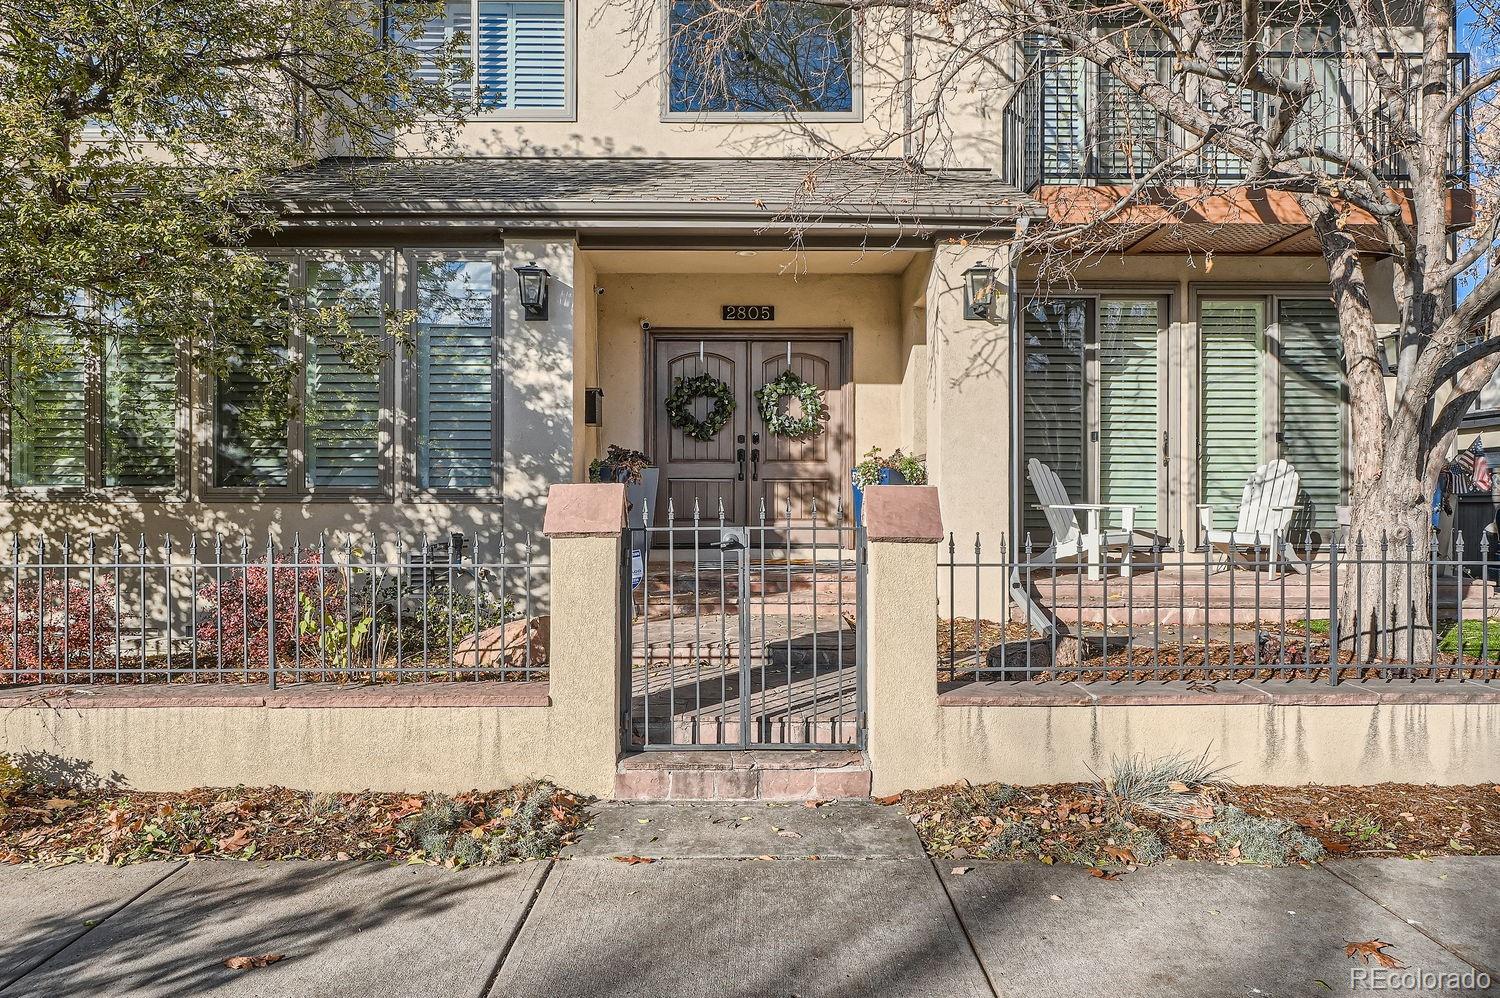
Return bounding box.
[1,803,1495,997]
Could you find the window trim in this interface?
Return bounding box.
[202,250,397,503]
[399,249,506,502]
[657,0,865,123]
[409,0,578,123]
[1,307,190,501]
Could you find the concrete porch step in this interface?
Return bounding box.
[614,749,870,802]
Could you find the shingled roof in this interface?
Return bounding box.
[272,156,1038,232]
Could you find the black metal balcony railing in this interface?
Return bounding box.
[1000,50,1472,192]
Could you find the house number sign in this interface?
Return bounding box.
[722,305,775,321]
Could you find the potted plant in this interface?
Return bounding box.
[588,445,660,526]
[851,447,928,525]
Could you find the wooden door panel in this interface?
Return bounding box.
[653,339,749,525]
[749,340,850,526]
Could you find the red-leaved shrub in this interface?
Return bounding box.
[194,554,345,665]
[0,576,119,672]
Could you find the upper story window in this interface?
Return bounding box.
[408,0,572,117]
[666,0,857,117]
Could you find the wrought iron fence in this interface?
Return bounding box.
[623,498,864,750]
[940,529,1500,685]
[1003,49,1471,191]
[0,532,544,686]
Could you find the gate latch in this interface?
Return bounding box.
[711,527,750,551]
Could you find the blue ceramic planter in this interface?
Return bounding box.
[851,467,908,525]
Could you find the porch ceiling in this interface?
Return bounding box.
[585,248,919,275]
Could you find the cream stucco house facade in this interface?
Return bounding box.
[0,0,1454,569]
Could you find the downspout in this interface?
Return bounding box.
[1007,221,1026,547]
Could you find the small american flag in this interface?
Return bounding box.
[1457,438,1493,492]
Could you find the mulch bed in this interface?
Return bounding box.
[898,781,1500,874]
[0,782,587,867]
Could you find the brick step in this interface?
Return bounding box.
[614,749,870,801]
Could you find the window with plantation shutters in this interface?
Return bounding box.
[1021,297,1164,542]
[1199,300,1264,516]
[215,345,291,488]
[407,0,569,114]
[303,261,385,490]
[103,332,177,488]
[413,259,496,491]
[1277,299,1345,531]
[10,324,86,488]
[1021,299,1087,542]
[1196,297,1346,540]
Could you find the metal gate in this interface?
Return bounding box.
[622,499,865,750]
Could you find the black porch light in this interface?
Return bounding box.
[513,262,550,320]
[964,263,999,320]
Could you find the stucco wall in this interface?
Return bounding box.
[399,0,1003,168]
[592,269,910,465]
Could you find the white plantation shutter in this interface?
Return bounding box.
[415,261,496,490]
[1097,299,1159,531]
[103,333,177,487]
[304,261,385,489]
[1278,299,1344,531]
[1022,300,1087,543]
[215,348,290,488]
[407,0,473,104]
[475,2,566,111]
[1200,301,1264,517]
[10,324,86,487]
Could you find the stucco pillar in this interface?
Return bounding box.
[925,241,1010,621]
[543,483,626,798]
[504,240,577,555]
[863,486,943,795]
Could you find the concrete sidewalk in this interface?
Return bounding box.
[0,803,1494,997]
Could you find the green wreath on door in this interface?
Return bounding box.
[665,373,736,442]
[754,369,829,440]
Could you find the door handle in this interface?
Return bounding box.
[736,448,746,482]
[751,448,760,482]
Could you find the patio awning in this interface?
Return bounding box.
[267,156,1042,237]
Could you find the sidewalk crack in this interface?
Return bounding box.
[480,859,554,998]
[927,858,1002,998]
[0,860,186,994]
[1321,863,1497,980]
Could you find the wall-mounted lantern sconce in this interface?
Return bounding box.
[513,263,550,320]
[964,264,998,321]
[1382,332,1401,375]
[584,387,604,426]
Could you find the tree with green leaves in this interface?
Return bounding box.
[0,0,464,425]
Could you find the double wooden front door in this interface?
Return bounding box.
[651,334,851,526]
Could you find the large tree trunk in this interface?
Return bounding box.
[1339,479,1435,669]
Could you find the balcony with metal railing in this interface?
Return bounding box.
[1000,50,1472,193]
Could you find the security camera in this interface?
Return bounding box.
[640,320,651,331]
[594,286,605,296]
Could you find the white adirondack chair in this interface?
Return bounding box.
[1197,459,1306,574]
[1026,458,1145,581]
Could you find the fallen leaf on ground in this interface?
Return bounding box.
[875,794,902,806]
[1167,782,1191,794]
[215,828,252,852]
[802,800,823,809]
[1089,868,1124,880]
[223,953,285,971]
[1048,895,1063,901]
[1344,940,1405,969]
[776,830,802,839]
[612,855,656,865]
[754,855,777,861]
[42,799,75,810]
[950,866,971,875]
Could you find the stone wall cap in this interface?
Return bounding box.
[864,486,944,543]
[544,483,627,537]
